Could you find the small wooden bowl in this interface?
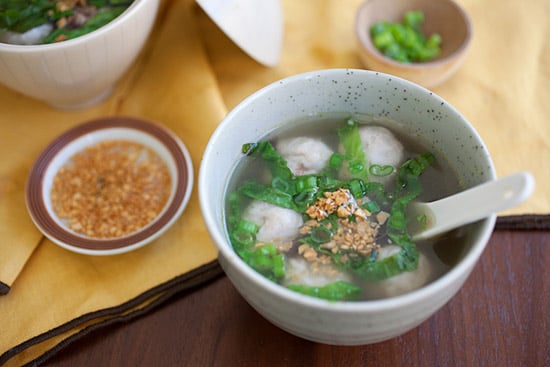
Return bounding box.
[355,0,472,88]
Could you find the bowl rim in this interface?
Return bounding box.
[0,0,154,52]
[354,0,473,69]
[25,115,194,256]
[200,68,496,311]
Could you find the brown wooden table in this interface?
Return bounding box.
[42,223,549,367]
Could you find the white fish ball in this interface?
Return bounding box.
[276,137,333,176]
[358,126,405,169]
[243,200,303,246]
[0,23,53,45]
[363,245,433,299]
[284,258,352,287]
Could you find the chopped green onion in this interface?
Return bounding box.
[416,214,428,229]
[295,175,319,191]
[242,141,294,183]
[348,179,365,198]
[244,244,286,282]
[293,189,318,208]
[272,176,291,192]
[373,30,395,49]
[369,10,442,63]
[364,200,380,214]
[238,181,296,210]
[230,220,258,249]
[337,118,370,180]
[328,153,344,169]
[241,142,257,154]
[404,10,424,30]
[310,225,333,244]
[287,281,362,301]
[369,164,395,177]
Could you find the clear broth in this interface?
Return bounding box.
[225,114,470,300]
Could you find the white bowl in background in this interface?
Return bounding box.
[0,0,159,109]
[199,68,496,345]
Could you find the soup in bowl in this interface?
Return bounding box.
[199,69,496,345]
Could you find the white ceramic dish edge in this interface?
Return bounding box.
[26,118,194,256]
[199,68,497,345]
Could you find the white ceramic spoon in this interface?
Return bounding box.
[408,172,535,241]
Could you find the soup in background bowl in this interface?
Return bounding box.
[0,0,159,109]
[0,1,135,45]
[199,68,496,345]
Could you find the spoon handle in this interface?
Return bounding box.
[412,172,535,240]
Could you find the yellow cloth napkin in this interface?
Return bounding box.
[199,0,550,216]
[0,0,226,365]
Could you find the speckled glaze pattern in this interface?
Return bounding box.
[0,0,159,109]
[199,69,496,345]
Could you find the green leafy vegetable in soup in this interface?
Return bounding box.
[0,0,133,45]
[225,118,447,302]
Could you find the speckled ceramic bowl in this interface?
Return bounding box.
[199,69,496,345]
[0,0,159,109]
